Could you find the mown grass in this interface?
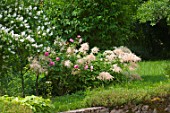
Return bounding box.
[52,60,170,112]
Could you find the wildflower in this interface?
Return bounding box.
[49,61,55,66]
[44,52,49,56]
[69,38,74,43]
[56,57,60,61]
[97,72,114,80]
[74,64,79,69]
[91,47,99,54]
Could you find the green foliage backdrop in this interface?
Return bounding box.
[44,0,140,49]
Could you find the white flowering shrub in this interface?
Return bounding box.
[32,35,141,96]
[0,0,57,96]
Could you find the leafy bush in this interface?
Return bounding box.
[29,35,141,96]
[0,0,57,96]
[0,95,54,113]
[43,0,140,49]
[136,0,170,26]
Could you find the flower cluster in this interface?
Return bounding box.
[0,2,57,56]
[38,35,141,84]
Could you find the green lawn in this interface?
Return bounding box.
[52,60,170,112]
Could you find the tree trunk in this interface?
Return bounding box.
[35,73,39,96]
[21,73,25,97]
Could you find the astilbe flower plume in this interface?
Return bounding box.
[30,58,46,74]
[91,47,99,54]
[84,53,96,63]
[64,60,72,68]
[97,72,114,80]
[112,64,122,73]
[79,43,89,54]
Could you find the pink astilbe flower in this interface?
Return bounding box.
[77,35,81,38]
[44,52,49,56]
[112,64,122,73]
[105,53,116,61]
[67,47,74,54]
[84,65,88,70]
[64,60,72,68]
[74,64,79,69]
[91,47,99,54]
[113,48,124,55]
[49,61,55,66]
[30,58,46,73]
[119,53,141,62]
[128,62,138,71]
[97,72,114,80]
[84,53,96,63]
[69,38,74,42]
[79,43,89,53]
[56,57,60,61]
[76,58,85,65]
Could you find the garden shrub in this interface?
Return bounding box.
[29,36,141,96]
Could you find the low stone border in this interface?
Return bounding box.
[59,107,109,113]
